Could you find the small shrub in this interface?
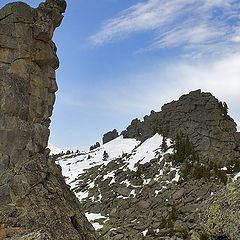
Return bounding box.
[193,164,211,179]
[135,167,143,185]
[170,204,178,221]
[200,232,210,240]
[180,228,189,239]
[103,150,109,161]
[173,131,198,164]
[181,161,193,179]
[160,204,178,230]
[215,169,228,185]
[233,160,240,172]
[161,136,168,152]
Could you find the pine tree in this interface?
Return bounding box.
[161,136,168,152]
[103,150,109,161]
[173,131,197,164]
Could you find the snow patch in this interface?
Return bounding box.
[171,168,181,182]
[76,191,88,200]
[59,135,140,189]
[236,121,240,132]
[233,172,240,181]
[128,133,163,170]
[142,229,148,236]
[85,213,108,230]
[48,144,63,154]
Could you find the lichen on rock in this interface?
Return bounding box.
[199,180,240,240]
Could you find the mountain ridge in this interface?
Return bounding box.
[55,90,240,240]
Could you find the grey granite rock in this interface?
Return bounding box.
[0,1,97,239]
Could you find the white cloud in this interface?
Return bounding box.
[231,26,240,43]
[90,0,240,56]
[113,53,240,118]
[62,53,240,123]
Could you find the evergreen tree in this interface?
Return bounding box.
[161,136,168,152]
[173,131,197,164]
[103,150,109,161]
[66,150,71,155]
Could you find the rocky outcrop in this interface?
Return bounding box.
[102,129,119,144]
[122,90,240,166]
[0,1,97,239]
[90,142,100,151]
[78,155,224,240]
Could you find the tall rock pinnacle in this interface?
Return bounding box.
[0,1,97,239]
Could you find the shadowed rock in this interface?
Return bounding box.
[0,1,97,239]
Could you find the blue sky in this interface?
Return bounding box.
[1,0,240,149]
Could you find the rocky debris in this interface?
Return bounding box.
[102,129,119,144]
[0,1,97,239]
[122,90,240,166]
[58,133,227,239]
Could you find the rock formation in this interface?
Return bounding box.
[0,1,97,239]
[122,90,240,166]
[90,142,100,151]
[102,129,119,144]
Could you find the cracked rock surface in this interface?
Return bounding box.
[122,90,240,166]
[0,1,97,239]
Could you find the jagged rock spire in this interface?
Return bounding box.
[0,1,97,239]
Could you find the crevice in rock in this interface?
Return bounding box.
[214,236,230,240]
[70,214,82,234]
[0,13,13,22]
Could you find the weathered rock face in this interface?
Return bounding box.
[122,90,240,166]
[102,129,119,144]
[0,1,97,239]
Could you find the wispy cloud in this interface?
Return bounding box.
[61,53,240,122]
[90,0,240,56]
